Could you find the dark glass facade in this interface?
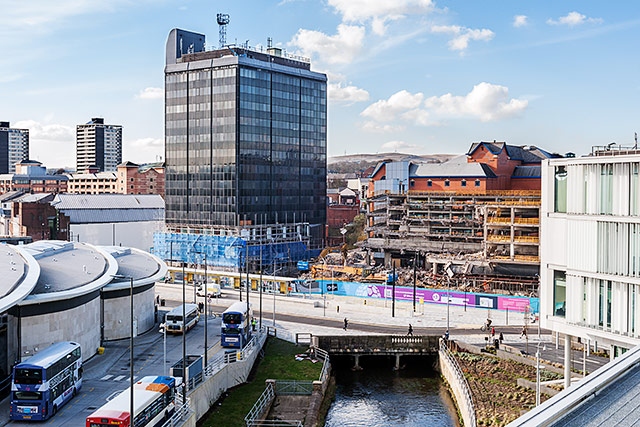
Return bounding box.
[165,44,327,234]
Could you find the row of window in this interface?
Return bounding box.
[417,179,482,187]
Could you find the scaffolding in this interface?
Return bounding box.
[153,222,319,272]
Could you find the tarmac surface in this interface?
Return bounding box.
[0,285,610,425]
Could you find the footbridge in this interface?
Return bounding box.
[313,335,440,370]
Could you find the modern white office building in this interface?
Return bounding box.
[0,121,29,174]
[76,117,123,172]
[541,145,640,385]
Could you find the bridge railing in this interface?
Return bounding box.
[440,340,476,427]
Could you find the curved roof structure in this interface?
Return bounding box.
[0,240,167,311]
[0,244,40,313]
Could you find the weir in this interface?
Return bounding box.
[313,335,440,370]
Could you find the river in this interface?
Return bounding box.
[324,355,460,427]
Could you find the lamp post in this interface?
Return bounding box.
[195,252,208,369]
[412,252,417,313]
[159,323,167,376]
[181,262,186,400]
[112,274,134,425]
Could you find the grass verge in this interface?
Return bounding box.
[199,337,322,426]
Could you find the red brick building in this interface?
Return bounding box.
[117,161,165,197]
[9,193,70,242]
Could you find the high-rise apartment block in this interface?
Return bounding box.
[157,28,327,269]
[76,118,122,172]
[0,121,29,174]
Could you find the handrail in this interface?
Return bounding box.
[440,340,477,427]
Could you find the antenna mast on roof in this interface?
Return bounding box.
[216,13,230,48]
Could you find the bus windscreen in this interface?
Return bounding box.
[14,369,42,384]
[223,313,241,324]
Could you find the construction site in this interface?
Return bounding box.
[306,190,541,299]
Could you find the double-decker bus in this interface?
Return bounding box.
[86,375,179,427]
[165,303,199,334]
[221,301,253,348]
[10,341,82,421]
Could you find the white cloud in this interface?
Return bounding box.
[361,90,424,122]
[381,140,420,152]
[424,82,528,121]
[136,87,164,100]
[328,0,434,23]
[360,122,404,133]
[431,25,494,52]
[0,1,127,31]
[513,15,528,28]
[14,120,74,141]
[290,24,366,64]
[547,11,603,27]
[360,83,528,130]
[328,83,370,103]
[12,120,75,167]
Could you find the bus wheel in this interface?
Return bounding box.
[52,405,58,416]
[72,387,77,397]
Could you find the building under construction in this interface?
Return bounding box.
[359,142,563,295]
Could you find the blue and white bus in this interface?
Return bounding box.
[86,375,179,427]
[221,301,253,348]
[10,341,82,421]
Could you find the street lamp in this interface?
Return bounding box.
[194,252,208,369]
[112,274,134,426]
[445,263,454,337]
[536,342,546,406]
[158,323,167,376]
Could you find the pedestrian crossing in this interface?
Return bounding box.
[99,374,138,382]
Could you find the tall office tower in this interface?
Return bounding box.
[76,117,123,172]
[0,121,29,174]
[163,29,327,253]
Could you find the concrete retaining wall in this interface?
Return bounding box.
[188,333,267,422]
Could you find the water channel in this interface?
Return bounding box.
[324,355,460,427]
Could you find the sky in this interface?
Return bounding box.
[1,1,640,169]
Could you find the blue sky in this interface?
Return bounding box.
[1,1,639,169]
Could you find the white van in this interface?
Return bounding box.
[197,282,222,298]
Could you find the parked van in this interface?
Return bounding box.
[197,282,222,298]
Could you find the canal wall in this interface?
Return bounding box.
[439,339,477,427]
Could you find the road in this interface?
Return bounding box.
[1,283,610,425]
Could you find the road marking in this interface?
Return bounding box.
[113,375,126,381]
[100,375,113,381]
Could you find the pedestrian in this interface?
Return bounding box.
[337,305,340,313]
[499,332,504,343]
[251,317,257,331]
[407,324,413,336]
[520,325,527,339]
[491,326,495,338]
[343,317,348,331]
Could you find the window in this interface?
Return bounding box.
[444,179,450,187]
[410,179,415,187]
[427,180,432,187]
[554,166,567,213]
[475,180,481,187]
[461,180,466,187]
[553,270,566,317]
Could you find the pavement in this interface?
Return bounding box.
[0,286,610,426]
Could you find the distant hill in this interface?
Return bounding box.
[327,152,458,176]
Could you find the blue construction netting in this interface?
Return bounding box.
[153,232,313,269]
